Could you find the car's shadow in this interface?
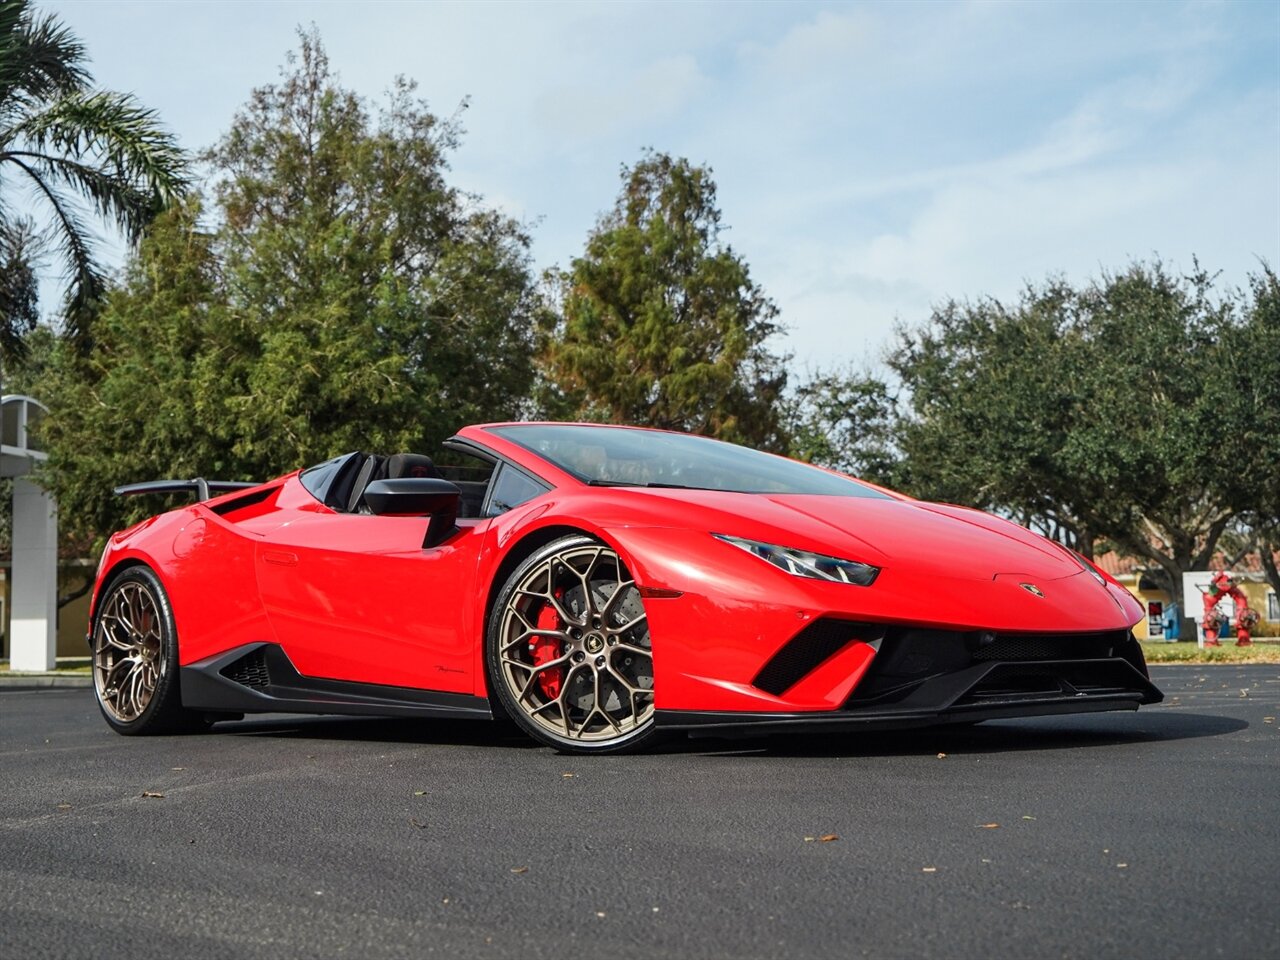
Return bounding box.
[210,708,1248,758]
[682,711,1249,759]
[216,714,536,749]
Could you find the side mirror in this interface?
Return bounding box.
[363,478,460,547]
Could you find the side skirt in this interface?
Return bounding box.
[180,642,493,721]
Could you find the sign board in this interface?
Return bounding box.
[1183,571,1240,648]
[1147,601,1164,640]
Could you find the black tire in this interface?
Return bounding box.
[91,566,207,735]
[486,534,660,754]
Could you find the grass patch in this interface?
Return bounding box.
[1141,641,1280,664]
[0,659,92,675]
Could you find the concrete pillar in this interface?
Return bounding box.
[10,476,57,671]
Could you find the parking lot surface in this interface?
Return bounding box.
[2,665,1277,959]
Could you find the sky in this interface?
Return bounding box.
[36,0,1280,371]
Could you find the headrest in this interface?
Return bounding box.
[385,453,440,480]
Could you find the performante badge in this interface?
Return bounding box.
[1019,582,1045,598]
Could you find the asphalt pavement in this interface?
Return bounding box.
[2,665,1277,960]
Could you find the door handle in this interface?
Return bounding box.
[262,550,299,566]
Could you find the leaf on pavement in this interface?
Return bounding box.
[141,791,165,799]
[979,823,999,829]
[511,866,529,874]
[922,866,938,873]
[413,790,428,796]
[56,803,72,810]
[409,817,427,830]
[819,834,839,842]
[1021,815,1036,820]
[936,752,947,759]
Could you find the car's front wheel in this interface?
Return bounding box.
[487,535,658,753]
[92,566,205,735]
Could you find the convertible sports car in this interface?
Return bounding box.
[89,422,1161,753]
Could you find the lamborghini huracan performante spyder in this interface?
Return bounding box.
[89,423,1161,753]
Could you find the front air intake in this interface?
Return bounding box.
[753,620,883,696]
[844,627,1143,707]
[970,631,1120,662]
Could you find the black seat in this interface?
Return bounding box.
[384,453,441,481]
[347,453,443,514]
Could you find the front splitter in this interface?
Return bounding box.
[656,692,1148,739]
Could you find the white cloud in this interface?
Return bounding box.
[533,54,708,143]
[739,7,874,79]
[33,0,1280,375]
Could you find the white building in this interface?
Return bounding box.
[2,395,57,671]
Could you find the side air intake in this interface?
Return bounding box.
[220,647,271,689]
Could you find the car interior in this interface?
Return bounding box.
[299,447,547,520]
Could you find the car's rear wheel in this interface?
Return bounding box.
[92,566,205,735]
[487,535,658,754]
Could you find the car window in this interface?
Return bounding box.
[487,424,890,498]
[434,451,498,519]
[299,452,364,510]
[301,449,501,518]
[486,464,550,516]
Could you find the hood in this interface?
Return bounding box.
[592,489,1080,583]
[770,497,1079,582]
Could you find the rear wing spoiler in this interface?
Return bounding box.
[113,479,259,502]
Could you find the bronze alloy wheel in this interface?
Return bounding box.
[491,537,656,751]
[91,566,202,735]
[94,579,168,722]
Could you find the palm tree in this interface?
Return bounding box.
[0,0,188,359]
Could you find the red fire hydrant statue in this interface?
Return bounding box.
[1201,570,1260,647]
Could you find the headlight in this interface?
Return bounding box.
[1041,535,1108,587]
[713,534,879,586]
[1069,549,1107,586]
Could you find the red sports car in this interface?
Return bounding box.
[90,422,1161,753]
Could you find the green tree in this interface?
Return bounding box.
[0,216,39,349]
[0,0,188,358]
[875,261,1263,637]
[204,33,539,471]
[35,197,237,541]
[33,31,542,544]
[785,367,901,486]
[1061,264,1241,603]
[540,151,789,450]
[1218,268,1280,595]
[805,281,1113,554]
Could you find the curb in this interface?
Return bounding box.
[1148,661,1280,667]
[0,675,93,690]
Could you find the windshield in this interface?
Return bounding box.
[487,424,891,498]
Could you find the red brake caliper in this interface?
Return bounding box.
[531,600,565,699]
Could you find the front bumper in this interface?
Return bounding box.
[656,653,1162,736]
[609,526,1149,715]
